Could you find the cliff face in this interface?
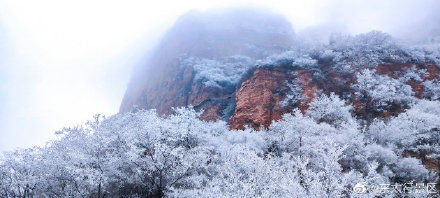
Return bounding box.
[120,8,295,121]
[121,9,440,131]
[228,68,290,130]
[229,62,439,130]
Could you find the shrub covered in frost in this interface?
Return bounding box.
[423,80,440,100]
[183,31,438,89]
[182,56,255,88]
[352,69,415,107]
[328,31,410,67]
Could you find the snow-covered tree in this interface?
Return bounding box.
[280,80,303,107]
[306,92,356,128]
[423,80,440,100]
[329,31,409,67]
[0,103,440,197]
[182,56,254,88]
[0,148,40,197]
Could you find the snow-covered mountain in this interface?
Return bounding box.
[1,8,440,197]
[121,8,440,130]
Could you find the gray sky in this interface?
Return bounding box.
[0,0,439,151]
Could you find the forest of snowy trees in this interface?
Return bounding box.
[1,31,440,197]
[1,96,439,197]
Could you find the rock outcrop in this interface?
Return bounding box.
[120,8,295,122]
[228,61,439,130]
[228,68,290,130]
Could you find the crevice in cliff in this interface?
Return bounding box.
[183,67,196,106]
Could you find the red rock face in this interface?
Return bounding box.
[228,68,291,130]
[227,62,440,130]
[293,69,318,114]
[227,68,322,130]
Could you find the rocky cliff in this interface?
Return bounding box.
[121,9,440,131]
[228,61,439,130]
[120,8,295,122]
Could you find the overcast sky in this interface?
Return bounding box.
[0,0,439,151]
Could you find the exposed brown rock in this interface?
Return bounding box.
[228,68,290,130]
[376,62,414,78]
[407,79,425,98]
[403,150,440,172]
[293,69,318,114]
[403,150,440,189]
[376,62,440,98]
[226,61,440,130]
